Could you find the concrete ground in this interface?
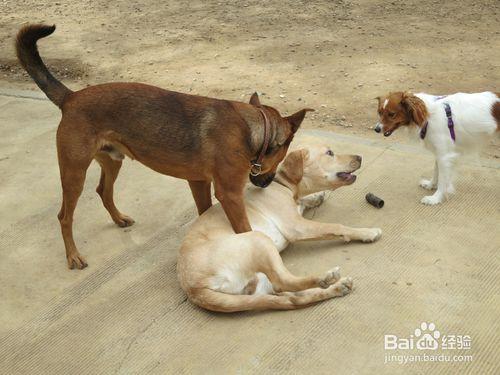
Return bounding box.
[0,90,499,374]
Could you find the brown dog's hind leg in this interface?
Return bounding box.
[58,161,91,270]
[188,180,212,215]
[94,152,134,227]
[57,120,98,269]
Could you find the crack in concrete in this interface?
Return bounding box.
[114,315,160,374]
[113,299,186,374]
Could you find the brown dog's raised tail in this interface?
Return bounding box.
[16,24,72,108]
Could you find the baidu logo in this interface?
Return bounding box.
[384,322,471,351]
[383,322,473,364]
[414,322,440,350]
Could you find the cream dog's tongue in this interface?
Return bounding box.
[336,172,355,181]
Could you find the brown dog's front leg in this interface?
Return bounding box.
[188,180,212,215]
[213,177,251,233]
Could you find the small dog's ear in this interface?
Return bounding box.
[286,108,315,133]
[278,149,307,186]
[401,93,428,126]
[249,92,261,106]
[375,96,383,107]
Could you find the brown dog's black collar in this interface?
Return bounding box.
[250,107,271,176]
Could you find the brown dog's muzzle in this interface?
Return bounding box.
[249,172,275,188]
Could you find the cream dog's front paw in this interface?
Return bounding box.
[300,191,326,209]
[361,228,382,243]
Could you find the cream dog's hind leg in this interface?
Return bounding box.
[250,233,344,292]
[187,232,353,312]
[190,279,353,313]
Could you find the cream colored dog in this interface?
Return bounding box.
[177,145,382,312]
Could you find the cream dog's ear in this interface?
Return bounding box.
[279,149,309,185]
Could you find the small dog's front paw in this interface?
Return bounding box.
[421,195,443,205]
[419,178,436,190]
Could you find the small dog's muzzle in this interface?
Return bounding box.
[374,123,382,133]
[249,172,275,188]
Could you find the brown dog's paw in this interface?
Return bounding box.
[67,253,88,270]
[115,215,135,228]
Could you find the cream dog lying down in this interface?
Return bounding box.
[177,145,382,312]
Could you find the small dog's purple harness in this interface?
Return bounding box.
[420,96,455,142]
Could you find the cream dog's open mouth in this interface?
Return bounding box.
[336,172,357,183]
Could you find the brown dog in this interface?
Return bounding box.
[16,24,312,269]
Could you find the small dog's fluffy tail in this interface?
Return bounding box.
[16,24,72,108]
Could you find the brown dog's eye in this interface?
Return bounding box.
[389,112,396,118]
[326,150,334,157]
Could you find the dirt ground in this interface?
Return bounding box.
[1,0,499,156]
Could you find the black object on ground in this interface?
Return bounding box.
[366,193,384,208]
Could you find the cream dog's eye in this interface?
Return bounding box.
[326,150,334,157]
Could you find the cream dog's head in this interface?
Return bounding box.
[276,145,362,199]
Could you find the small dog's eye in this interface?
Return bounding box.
[326,150,334,157]
[389,112,396,118]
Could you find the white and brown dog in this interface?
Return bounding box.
[177,145,382,313]
[375,91,499,205]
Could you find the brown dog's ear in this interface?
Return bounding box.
[278,149,309,186]
[401,93,428,126]
[375,96,383,109]
[249,92,261,106]
[286,108,315,133]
